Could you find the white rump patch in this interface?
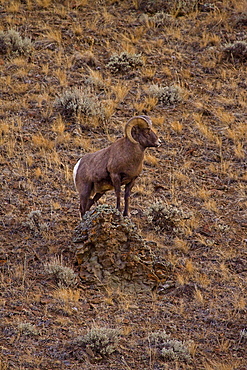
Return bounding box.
[73,159,81,189]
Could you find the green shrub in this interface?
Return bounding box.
[54,88,105,120]
[150,330,193,362]
[44,256,77,287]
[17,322,39,336]
[145,201,191,233]
[106,52,144,73]
[73,327,120,358]
[147,84,183,106]
[0,29,32,56]
[25,210,48,236]
[161,339,192,361]
[172,0,199,15]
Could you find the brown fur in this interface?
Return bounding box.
[73,116,160,217]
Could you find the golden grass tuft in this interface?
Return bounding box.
[111,81,130,103]
[144,153,159,167]
[53,288,80,302]
[32,134,54,151]
[45,28,62,44]
[34,167,42,178]
[35,0,52,9]
[170,120,183,133]
[194,287,204,305]
[173,237,190,253]
[52,116,65,135]
[5,1,21,12]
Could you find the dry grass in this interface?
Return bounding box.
[0,0,247,369]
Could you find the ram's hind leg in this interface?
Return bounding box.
[79,182,93,218]
[86,192,104,211]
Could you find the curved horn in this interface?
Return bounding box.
[125,115,152,144]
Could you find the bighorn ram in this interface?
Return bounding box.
[73,115,160,217]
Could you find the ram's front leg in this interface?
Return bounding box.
[110,173,122,212]
[123,178,136,217]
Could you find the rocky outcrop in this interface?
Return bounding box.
[72,205,172,292]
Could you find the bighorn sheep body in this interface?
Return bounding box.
[73,115,160,217]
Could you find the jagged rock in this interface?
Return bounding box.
[72,205,172,292]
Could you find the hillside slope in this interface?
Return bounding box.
[0,1,246,369]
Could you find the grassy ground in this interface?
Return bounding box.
[0,0,246,369]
